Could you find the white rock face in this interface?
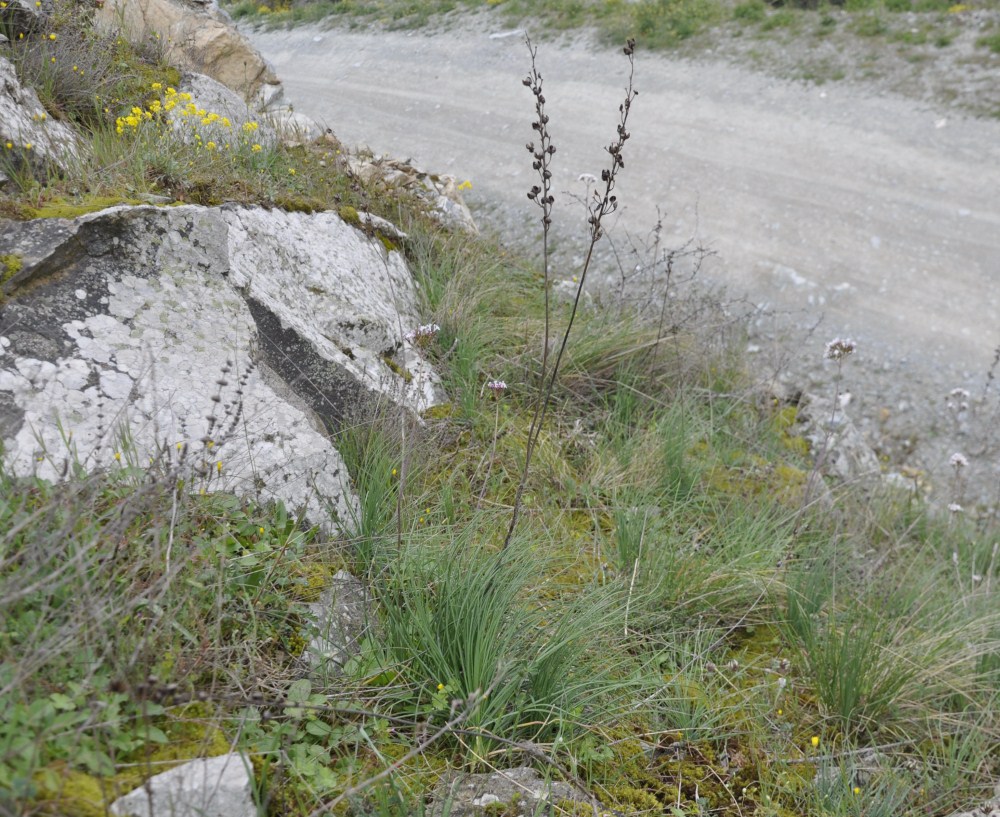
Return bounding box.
[0,56,79,180]
[110,753,256,817]
[0,204,442,530]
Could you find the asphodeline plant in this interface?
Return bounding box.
[503,35,638,550]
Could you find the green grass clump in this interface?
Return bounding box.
[978,31,1000,53]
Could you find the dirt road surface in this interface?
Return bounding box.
[247,20,1000,499]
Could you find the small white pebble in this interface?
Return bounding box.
[74,289,87,300]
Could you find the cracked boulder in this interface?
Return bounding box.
[96,0,280,100]
[0,204,442,530]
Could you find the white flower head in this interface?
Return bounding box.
[405,323,441,345]
[946,388,971,412]
[948,503,964,514]
[950,452,969,470]
[824,337,857,361]
[485,379,507,397]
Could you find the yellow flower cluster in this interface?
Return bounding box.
[108,81,282,178]
[115,86,195,135]
[115,84,266,158]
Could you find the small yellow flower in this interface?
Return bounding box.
[0,3,7,8]
[853,787,861,795]
[457,179,472,191]
[151,82,162,91]
[259,526,265,534]
[391,468,398,476]
[114,452,121,462]
[437,683,445,691]
[251,143,262,152]
[221,117,231,128]
[165,87,177,97]
[50,56,56,63]
[205,141,217,150]
[4,142,12,149]
[176,442,183,450]
[288,168,296,175]
[48,33,56,40]
[216,460,222,472]
[23,142,32,150]
[206,440,214,448]
[810,736,820,748]
[35,1,41,6]
[776,708,783,716]
[243,121,259,133]
[419,517,425,524]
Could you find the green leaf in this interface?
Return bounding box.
[287,678,311,704]
[49,693,76,711]
[304,720,333,738]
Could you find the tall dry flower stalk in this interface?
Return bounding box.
[503,36,637,550]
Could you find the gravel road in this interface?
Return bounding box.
[246,20,1000,503]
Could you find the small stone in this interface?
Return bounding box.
[109,753,256,817]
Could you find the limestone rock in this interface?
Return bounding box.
[109,753,256,817]
[0,56,79,182]
[795,391,881,484]
[430,767,592,817]
[349,155,478,234]
[96,0,280,99]
[177,71,275,145]
[265,107,324,147]
[304,569,371,675]
[0,204,442,530]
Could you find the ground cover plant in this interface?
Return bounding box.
[1,7,999,817]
